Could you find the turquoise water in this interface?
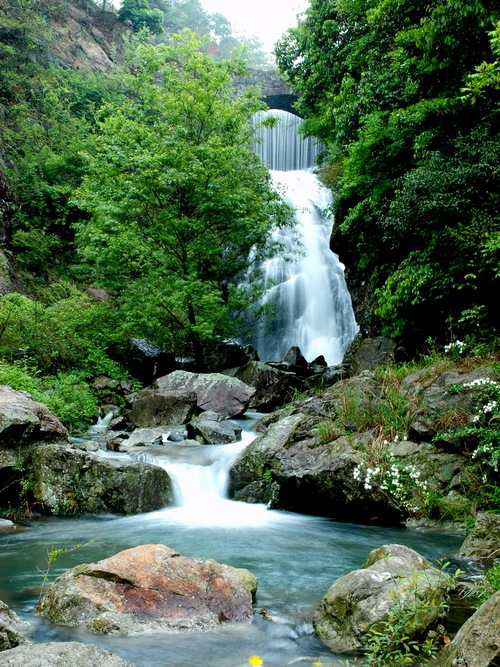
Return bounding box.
[0,507,463,667]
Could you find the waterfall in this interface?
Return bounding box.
[247,110,358,366]
[131,415,297,527]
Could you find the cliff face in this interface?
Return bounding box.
[46,0,127,72]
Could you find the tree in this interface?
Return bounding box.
[276,0,500,348]
[74,32,292,366]
[118,0,164,34]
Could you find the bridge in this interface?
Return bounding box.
[233,69,299,114]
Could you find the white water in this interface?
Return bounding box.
[131,415,299,528]
[248,110,358,365]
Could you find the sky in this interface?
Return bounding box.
[199,0,309,56]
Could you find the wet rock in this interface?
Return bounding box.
[68,440,100,453]
[117,426,185,450]
[187,412,241,444]
[154,371,255,418]
[40,544,258,635]
[0,641,135,666]
[128,388,198,428]
[431,590,500,667]
[0,519,16,535]
[28,445,173,515]
[457,512,500,559]
[0,386,68,448]
[0,600,30,651]
[313,544,453,652]
[226,361,300,411]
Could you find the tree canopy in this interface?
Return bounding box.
[74,32,292,366]
[276,0,500,349]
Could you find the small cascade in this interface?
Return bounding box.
[247,109,358,365]
[132,416,294,527]
[87,409,114,435]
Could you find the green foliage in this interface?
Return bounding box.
[434,378,500,514]
[118,0,164,34]
[38,540,95,608]
[276,0,500,350]
[0,361,99,431]
[0,290,127,378]
[160,0,272,67]
[339,568,453,667]
[74,32,293,365]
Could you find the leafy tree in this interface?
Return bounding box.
[276,0,500,349]
[118,0,164,34]
[74,32,292,366]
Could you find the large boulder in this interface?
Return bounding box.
[128,389,198,428]
[0,601,29,651]
[431,591,500,667]
[230,413,401,523]
[313,544,453,653]
[0,642,135,666]
[154,371,255,418]
[40,544,258,635]
[27,445,173,515]
[226,361,301,411]
[457,512,500,559]
[0,386,68,447]
[187,412,241,444]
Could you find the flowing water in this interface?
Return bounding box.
[0,415,463,667]
[247,110,358,365]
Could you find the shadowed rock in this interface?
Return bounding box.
[0,601,29,651]
[28,445,172,515]
[431,590,500,667]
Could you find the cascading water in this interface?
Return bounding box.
[130,415,293,527]
[247,110,358,365]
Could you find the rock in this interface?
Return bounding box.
[282,346,308,370]
[313,544,452,652]
[0,519,16,535]
[154,371,255,418]
[230,414,401,524]
[0,386,68,447]
[0,600,29,651]
[431,590,500,667]
[128,387,198,429]
[348,336,396,376]
[401,365,499,415]
[457,513,500,559]
[201,340,259,372]
[40,544,258,635]
[124,338,178,385]
[187,412,241,444]
[116,427,185,450]
[28,445,173,515]
[0,641,135,666]
[68,440,100,453]
[227,361,300,411]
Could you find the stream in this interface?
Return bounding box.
[0,413,464,667]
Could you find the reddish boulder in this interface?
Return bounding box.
[40,544,258,635]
